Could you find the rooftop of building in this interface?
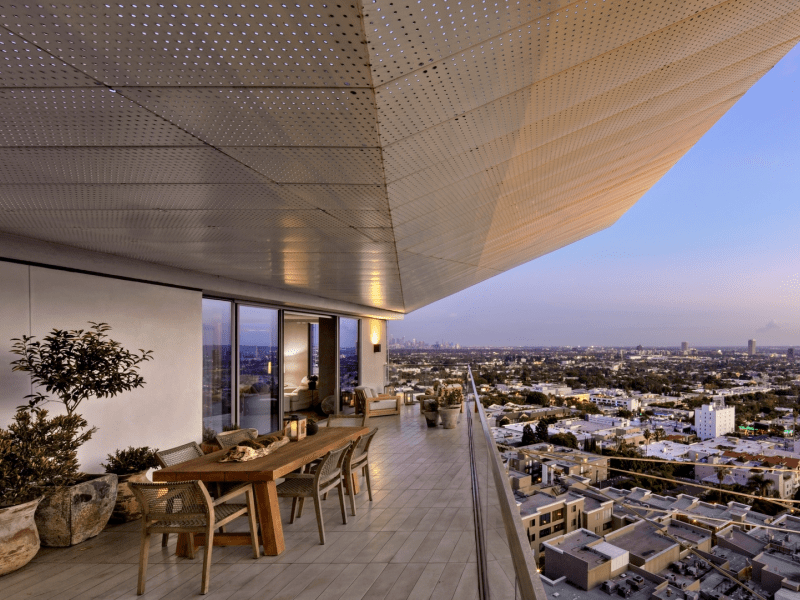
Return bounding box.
[607,521,675,559]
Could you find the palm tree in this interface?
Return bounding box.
[653,428,666,443]
[643,429,652,450]
[747,472,774,498]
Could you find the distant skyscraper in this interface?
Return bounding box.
[789,347,795,362]
[748,339,757,355]
[681,342,688,352]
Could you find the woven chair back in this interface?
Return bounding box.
[314,443,350,490]
[215,428,258,449]
[130,481,211,524]
[155,442,204,468]
[326,414,366,428]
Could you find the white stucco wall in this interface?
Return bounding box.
[359,318,387,390]
[0,261,203,472]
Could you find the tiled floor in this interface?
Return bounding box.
[4,405,478,600]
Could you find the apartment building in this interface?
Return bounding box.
[694,402,736,440]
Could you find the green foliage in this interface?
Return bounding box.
[549,432,578,449]
[521,424,535,445]
[535,419,549,442]
[438,387,464,407]
[526,391,549,406]
[0,408,94,506]
[102,446,160,476]
[222,423,241,432]
[11,322,153,415]
[202,426,217,443]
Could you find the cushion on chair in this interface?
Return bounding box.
[370,399,397,411]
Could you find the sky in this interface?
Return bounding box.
[390,44,800,349]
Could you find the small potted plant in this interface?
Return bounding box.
[422,398,439,427]
[0,407,89,574]
[438,388,463,429]
[307,375,318,391]
[10,322,153,546]
[200,426,221,454]
[102,447,160,523]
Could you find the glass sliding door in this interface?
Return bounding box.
[309,323,319,377]
[238,305,280,433]
[339,317,359,393]
[202,299,233,435]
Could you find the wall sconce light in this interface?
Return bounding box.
[373,343,381,353]
[268,361,272,375]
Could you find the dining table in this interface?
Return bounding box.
[152,426,369,556]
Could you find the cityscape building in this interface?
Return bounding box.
[749,339,757,355]
[681,341,689,352]
[694,401,736,440]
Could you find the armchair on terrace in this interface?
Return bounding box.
[130,480,259,595]
[354,386,400,418]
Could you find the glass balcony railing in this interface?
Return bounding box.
[466,366,547,600]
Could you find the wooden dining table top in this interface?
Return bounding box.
[153,426,369,483]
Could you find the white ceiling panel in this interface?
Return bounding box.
[0,27,98,87]
[221,147,384,184]
[0,184,312,210]
[0,0,798,313]
[0,87,203,146]
[119,87,380,147]
[0,2,371,87]
[0,147,267,183]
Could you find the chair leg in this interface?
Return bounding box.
[187,533,196,560]
[297,497,306,518]
[245,489,260,559]
[364,464,373,501]
[161,533,169,547]
[289,497,298,524]
[337,479,348,525]
[348,469,357,517]
[313,494,325,545]
[200,529,214,595]
[137,530,151,595]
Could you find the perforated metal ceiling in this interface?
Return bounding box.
[0,1,798,313]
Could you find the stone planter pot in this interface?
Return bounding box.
[423,411,439,427]
[439,406,460,429]
[109,471,150,524]
[200,442,221,455]
[0,497,42,576]
[35,473,118,547]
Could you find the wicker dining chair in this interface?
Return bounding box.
[326,414,367,428]
[154,442,206,546]
[344,428,378,516]
[130,480,259,595]
[276,443,350,545]
[214,428,258,449]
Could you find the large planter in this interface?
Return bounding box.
[35,473,118,547]
[439,406,460,429]
[109,472,150,524]
[423,411,439,427]
[0,497,42,576]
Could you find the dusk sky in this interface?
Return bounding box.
[390,44,800,349]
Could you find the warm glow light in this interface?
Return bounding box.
[268,361,272,375]
[368,319,381,345]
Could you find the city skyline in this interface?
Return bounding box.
[390,43,800,348]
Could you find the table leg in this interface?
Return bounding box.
[254,481,285,556]
[175,533,192,557]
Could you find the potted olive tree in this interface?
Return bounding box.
[438,388,463,429]
[0,407,90,574]
[10,322,153,546]
[102,446,160,523]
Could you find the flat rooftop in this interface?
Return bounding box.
[610,522,674,558]
[544,572,655,600]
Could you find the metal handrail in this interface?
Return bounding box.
[467,366,547,600]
